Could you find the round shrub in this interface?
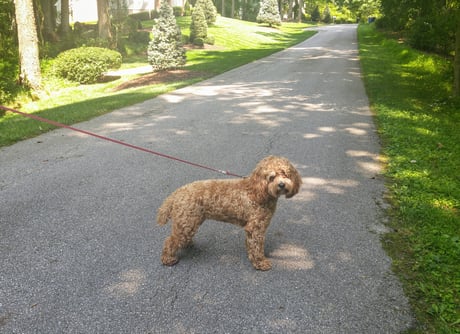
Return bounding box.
[52,47,122,84]
[129,30,151,44]
[193,38,204,47]
[205,35,215,45]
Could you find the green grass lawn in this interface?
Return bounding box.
[358,23,460,334]
[0,17,315,147]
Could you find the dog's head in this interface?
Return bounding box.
[249,156,302,202]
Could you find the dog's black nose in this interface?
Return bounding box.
[278,182,285,189]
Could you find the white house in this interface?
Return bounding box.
[70,0,98,22]
[128,0,156,13]
[66,0,184,23]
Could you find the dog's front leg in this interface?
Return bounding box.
[245,222,272,271]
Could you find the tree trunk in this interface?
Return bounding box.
[59,0,70,37]
[287,0,293,20]
[298,0,302,23]
[14,0,42,90]
[97,0,112,41]
[41,0,60,41]
[455,19,460,96]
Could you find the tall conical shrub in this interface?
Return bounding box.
[323,6,332,23]
[190,4,207,45]
[195,0,217,25]
[148,1,186,71]
[311,5,320,22]
[256,0,281,27]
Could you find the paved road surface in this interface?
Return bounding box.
[1,25,414,333]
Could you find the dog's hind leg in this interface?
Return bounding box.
[161,217,203,266]
[161,236,179,266]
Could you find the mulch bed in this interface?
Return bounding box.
[112,69,207,91]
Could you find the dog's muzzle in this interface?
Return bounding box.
[277,182,289,196]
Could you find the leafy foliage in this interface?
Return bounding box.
[378,0,459,56]
[147,1,186,71]
[257,0,281,27]
[52,47,122,84]
[0,0,19,103]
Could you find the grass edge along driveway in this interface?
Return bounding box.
[359,23,460,334]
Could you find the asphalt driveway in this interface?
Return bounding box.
[0,24,414,333]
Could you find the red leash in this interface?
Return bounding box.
[0,105,243,178]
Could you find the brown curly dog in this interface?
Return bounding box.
[157,156,302,270]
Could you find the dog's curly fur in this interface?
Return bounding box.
[157,156,302,270]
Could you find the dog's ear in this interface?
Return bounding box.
[248,164,272,203]
[251,160,272,182]
[286,168,302,198]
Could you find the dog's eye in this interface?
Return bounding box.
[269,175,276,182]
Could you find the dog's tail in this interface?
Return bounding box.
[157,195,174,225]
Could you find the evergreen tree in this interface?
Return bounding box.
[256,0,281,27]
[323,6,331,23]
[195,0,217,25]
[190,4,208,45]
[311,5,320,22]
[147,1,186,71]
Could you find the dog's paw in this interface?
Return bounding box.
[161,256,179,266]
[253,259,272,271]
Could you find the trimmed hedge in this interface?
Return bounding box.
[52,47,122,84]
